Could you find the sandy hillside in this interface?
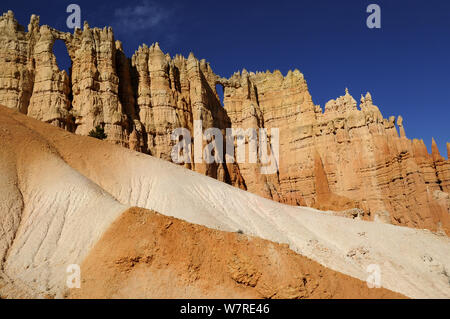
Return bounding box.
[0,106,127,298]
[0,105,449,298]
[69,208,402,299]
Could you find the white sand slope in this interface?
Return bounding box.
[0,106,449,298]
[0,110,126,298]
[58,144,450,299]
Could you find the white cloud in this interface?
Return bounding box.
[114,1,171,32]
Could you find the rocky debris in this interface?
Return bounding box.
[334,208,366,220]
[346,247,370,259]
[0,11,449,234]
[228,255,261,287]
[421,254,450,285]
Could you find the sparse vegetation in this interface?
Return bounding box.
[88,125,107,140]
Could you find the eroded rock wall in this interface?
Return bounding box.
[0,11,35,114]
[0,11,448,234]
[223,68,449,232]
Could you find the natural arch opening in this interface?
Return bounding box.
[215,83,224,107]
[52,39,75,131]
[53,39,71,74]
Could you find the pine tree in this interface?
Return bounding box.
[88,125,107,140]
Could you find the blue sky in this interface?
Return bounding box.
[1,0,449,157]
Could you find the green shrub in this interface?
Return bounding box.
[88,125,107,140]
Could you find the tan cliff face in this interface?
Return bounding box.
[0,10,449,234]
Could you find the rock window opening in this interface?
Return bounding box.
[52,39,71,74]
[216,83,224,107]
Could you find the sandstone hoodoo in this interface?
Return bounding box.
[0,10,449,234]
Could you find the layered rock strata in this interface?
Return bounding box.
[0,11,449,234]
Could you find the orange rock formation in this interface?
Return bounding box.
[0,11,448,233]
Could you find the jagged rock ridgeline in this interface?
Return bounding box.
[0,11,449,234]
[0,10,240,184]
